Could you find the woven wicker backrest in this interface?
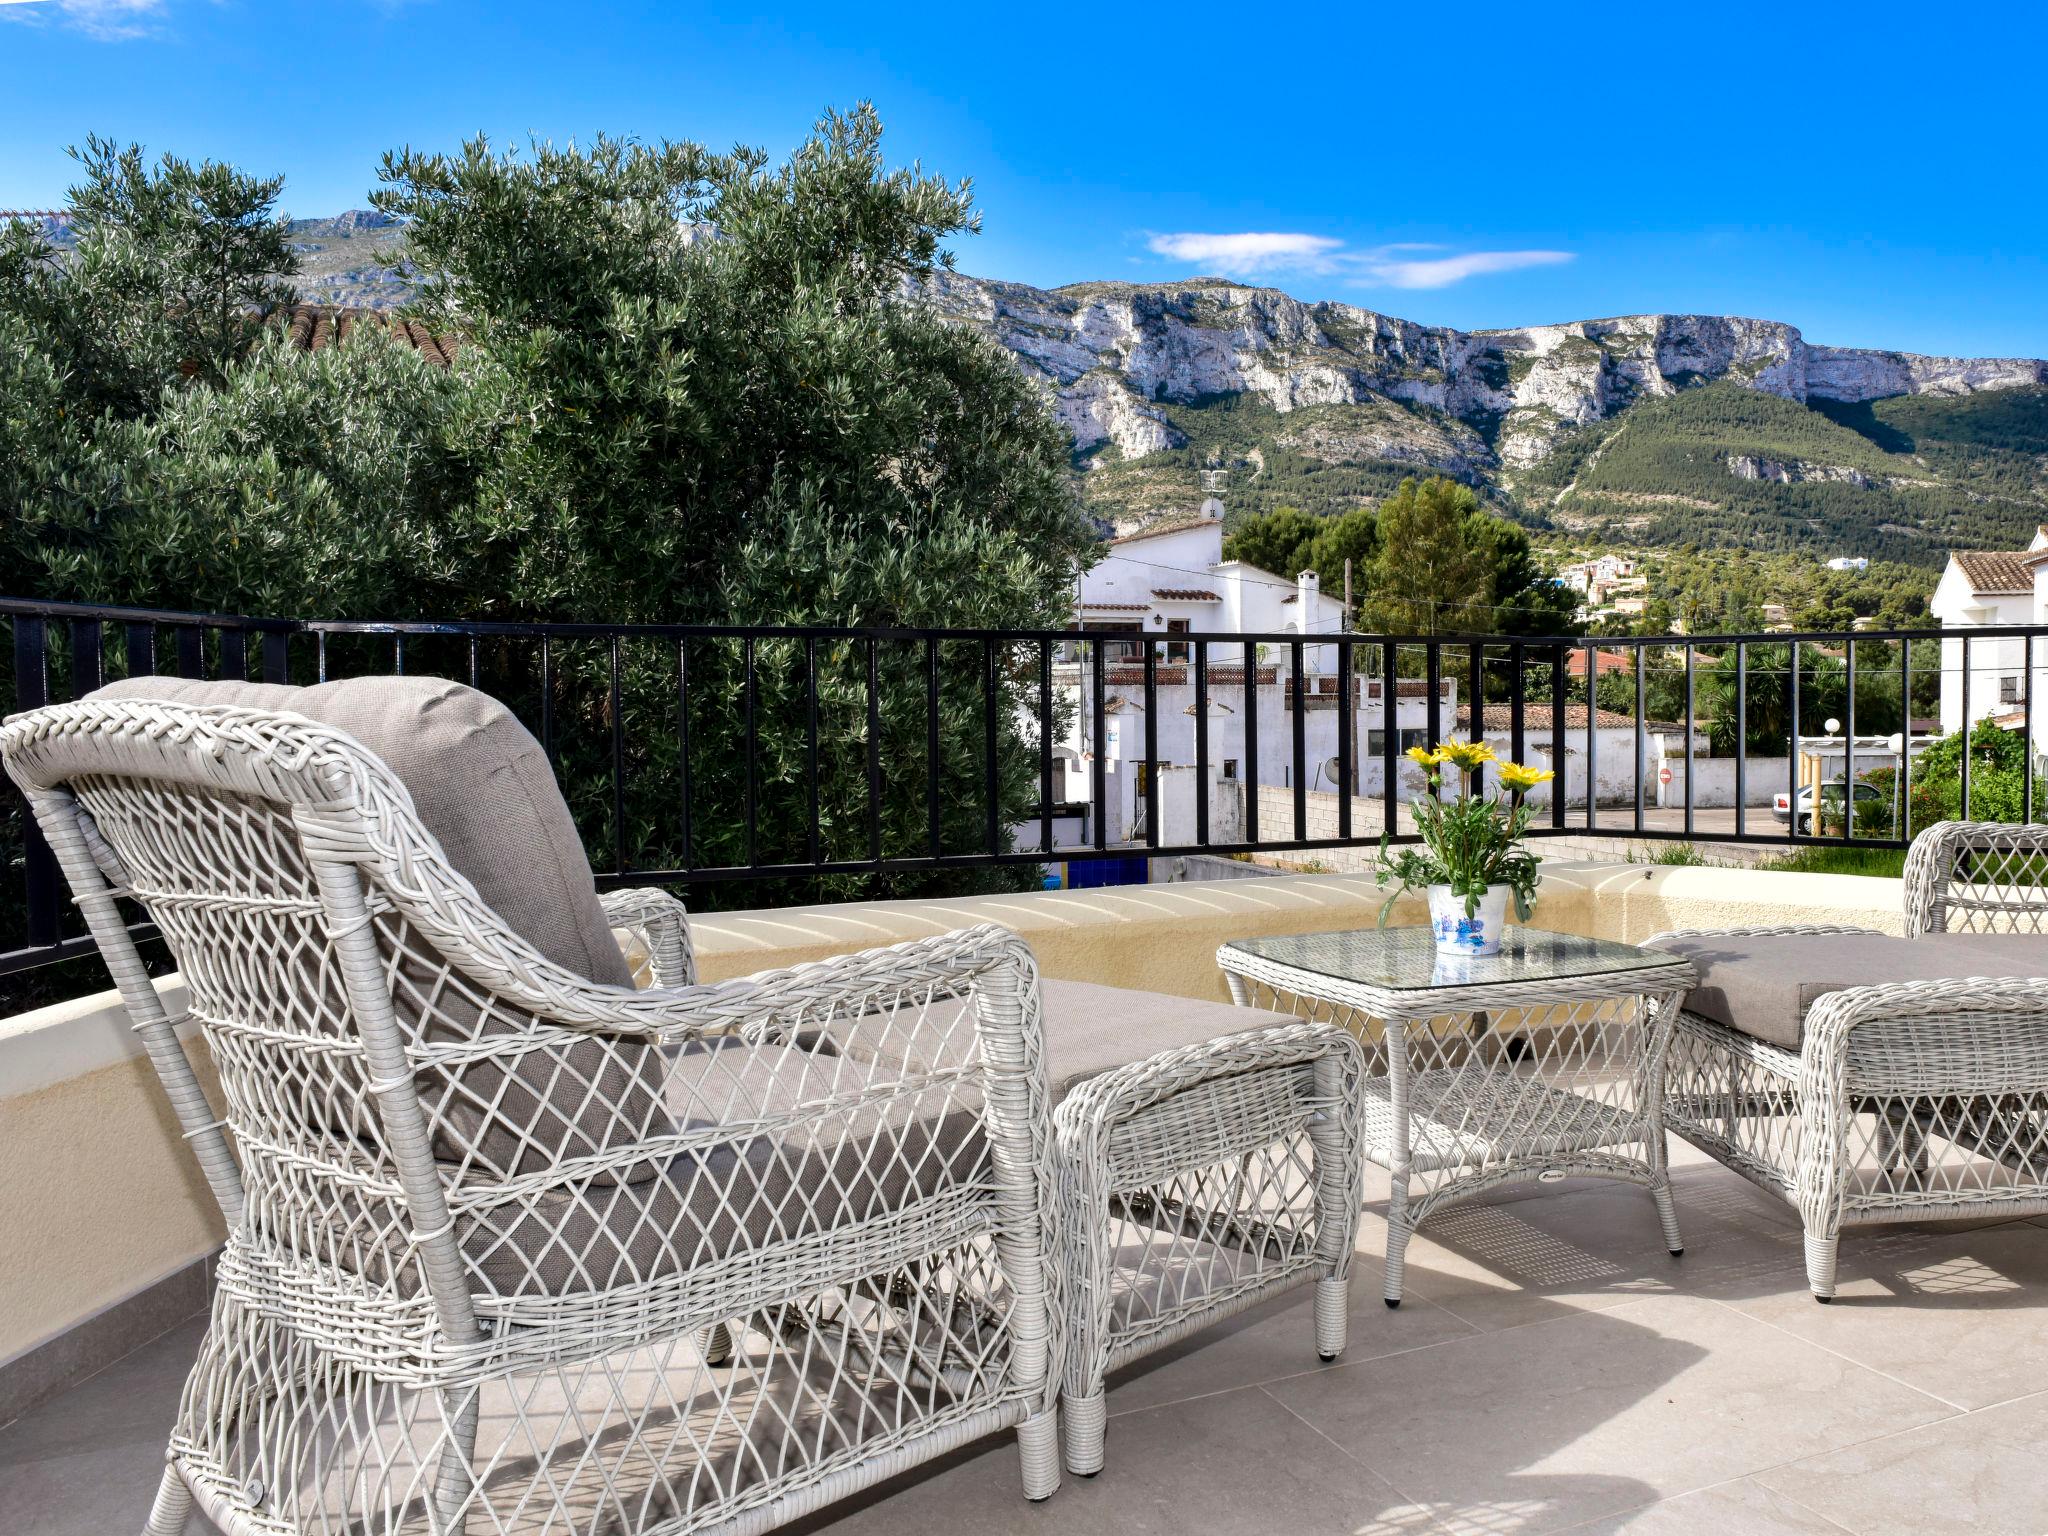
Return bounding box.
[1904,821,2048,936]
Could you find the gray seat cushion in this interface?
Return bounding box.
[827,977,1301,1099]
[88,675,658,1183]
[464,1041,985,1296]
[1644,931,2048,1050]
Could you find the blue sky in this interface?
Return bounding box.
[4,0,2046,357]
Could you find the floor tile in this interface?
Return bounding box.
[1757,1391,2048,1536]
[1549,1477,1851,1535]
[1102,1249,1478,1417]
[1266,1294,1950,1536]
[800,1383,1438,1536]
[1365,1168,1808,1333]
[0,1319,212,1536]
[1711,1221,2048,1410]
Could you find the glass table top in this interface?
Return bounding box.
[1222,927,1685,993]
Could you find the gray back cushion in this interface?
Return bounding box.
[87,676,659,1187]
[91,675,631,987]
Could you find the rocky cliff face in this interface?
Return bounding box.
[920,271,2048,473]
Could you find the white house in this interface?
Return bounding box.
[1825,556,1870,573]
[1929,529,2048,751]
[1074,500,1348,671]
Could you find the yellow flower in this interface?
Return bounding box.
[1496,761,1556,793]
[1404,745,1439,768]
[1434,739,1496,774]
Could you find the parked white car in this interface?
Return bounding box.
[1771,780,1884,834]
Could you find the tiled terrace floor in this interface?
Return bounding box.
[8,1143,2048,1536]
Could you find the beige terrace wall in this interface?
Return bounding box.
[0,859,1907,1365]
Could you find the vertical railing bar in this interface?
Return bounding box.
[1898,636,1912,843]
[262,629,289,685]
[468,635,480,690]
[676,637,692,872]
[1290,639,1306,843]
[1960,635,1972,822]
[316,629,329,684]
[805,637,821,865]
[1683,643,1696,840]
[71,618,103,700]
[1509,641,1525,769]
[126,622,153,680]
[1425,642,1442,750]
[1584,642,1597,832]
[1734,642,1748,838]
[1091,637,1108,852]
[1467,640,1484,745]
[539,636,554,766]
[1634,644,1647,833]
[1336,638,1353,842]
[986,636,1003,858]
[927,638,943,861]
[866,637,883,865]
[14,618,58,946]
[1788,639,1802,840]
[739,636,756,871]
[1381,640,1398,840]
[1842,639,1856,844]
[393,632,406,677]
[1039,640,1054,857]
[220,626,246,682]
[1194,638,1210,848]
[1243,638,1260,845]
[1144,634,1161,850]
[2024,634,2035,827]
[611,636,628,876]
[1550,644,1566,830]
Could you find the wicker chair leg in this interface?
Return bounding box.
[1060,1389,1107,1478]
[699,1320,736,1367]
[1314,1274,1349,1361]
[142,1461,192,1536]
[1804,1229,1840,1303]
[432,1390,480,1534]
[1382,1210,1412,1308]
[1017,1407,1061,1501]
[1651,1180,1685,1257]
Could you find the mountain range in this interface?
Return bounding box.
[30,209,2048,566]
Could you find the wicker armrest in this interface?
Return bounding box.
[599,886,695,987]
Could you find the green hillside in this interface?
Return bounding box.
[1498,384,2048,566]
[1077,392,1502,530]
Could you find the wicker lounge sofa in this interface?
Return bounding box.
[1651,820,2048,1301]
[2,679,1068,1535]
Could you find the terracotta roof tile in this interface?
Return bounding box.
[1456,703,1684,733]
[1151,587,1220,601]
[1953,550,2035,594]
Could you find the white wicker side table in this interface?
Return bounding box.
[1218,929,1697,1306]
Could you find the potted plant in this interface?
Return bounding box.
[1375,740,1553,955]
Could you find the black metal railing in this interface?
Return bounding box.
[1,594,2037,976]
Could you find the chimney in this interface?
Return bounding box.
[1296,569,1318,631]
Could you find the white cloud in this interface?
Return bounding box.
[1145,231,1344,275]
[1356,248,1575,290]
[1145,229,1575,289]
[0,0,167,41]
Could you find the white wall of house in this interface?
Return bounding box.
[1931,532,2048,750]
[1075,502,1347,671]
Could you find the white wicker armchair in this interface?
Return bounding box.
[1,697,1065,1535]
[1655,820,2048,1300]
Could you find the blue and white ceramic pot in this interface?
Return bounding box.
[1427,883,1511,956]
